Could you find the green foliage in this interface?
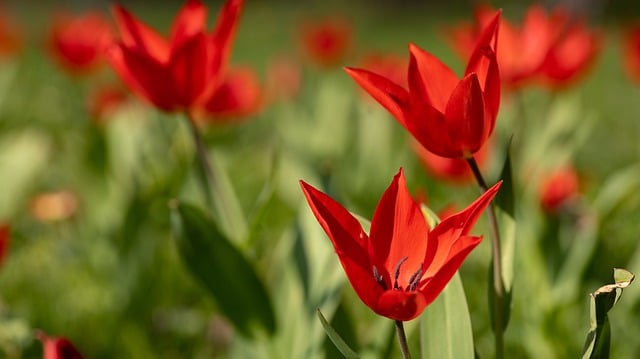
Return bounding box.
[170,202,276,337]
[581,269,635,359]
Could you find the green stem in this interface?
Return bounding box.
[184,113,216,209]
[395,320,412,359]
[466,155,504,359]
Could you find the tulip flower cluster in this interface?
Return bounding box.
[1,1,640,358]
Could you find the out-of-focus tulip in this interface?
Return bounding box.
[48,12,113,74]
[37,332,84,359]
[346,11,500,158]
[539,166,580,214]
[108,0,244,114]
[537,13,601,89]
[356,52,407,97]
[0,224,9,267]
[447,4,553,90]
[446,4,600,90]
[299,16,352,68]
[0,11,21,58]
[196,65,263,122]
[30,190,78,222]
[622,24,640,82]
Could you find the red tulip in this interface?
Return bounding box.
[539,166,579,214]
[0,11,21,58]
[196,65,263,122]
[538,13,601,89]
[447,4,553,90]
[107,0,243,113]
[0,224,9,267]
[413,139,490,184]
[300,168,501,321]
[48,11,113,74]
[299,16,352,68]
[37,332,84,359]
[622,24,640,82]
[345,11,500,159]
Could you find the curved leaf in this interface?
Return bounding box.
[170,201,276,337]
[420,271,474,359]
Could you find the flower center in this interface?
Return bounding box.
[372,257,423,292]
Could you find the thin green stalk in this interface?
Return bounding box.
[466,155,504,359]
[395,320,412,359]
[185,114,216,209]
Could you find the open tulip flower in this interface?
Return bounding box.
[108,0,243,113]
[300,168,501,321]
[345,11,500,159]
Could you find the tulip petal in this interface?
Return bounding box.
[444,73,487,156]
[169,32,209,107]
[300,181,382,309]
[376,290,427,321]
[108,45,175,112]
[419,235,483,306]
[465,10,500,120]
[210,0,244,80]
[423,181,501,277]
[369,169,429,289]
[170,0,208,49]
[408,43,459,112]
[404,100,458,157]
[111,4,168,61]
[201,66,262,119]
[344,67,409,126]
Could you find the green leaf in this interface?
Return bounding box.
[316,308,359,359]
[581,268,635,359]
[489,147,517,329]
[420,271,474,359]
[170,202,276,337]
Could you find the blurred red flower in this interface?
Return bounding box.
[48,11,113,75]
[37,332,84,359]
[622,24,640,82]
[447,4,599,90]
[0,11,21,58]
[0,224,9,267]
[300,168,501,321]
[196,65,263,122]
[539,166,579,214]
[413,139,490,184]
[538,12,601,89]
[299,16,352,68]
[447,4,553,90]
[346,11,500,158]
[107,0,243,113]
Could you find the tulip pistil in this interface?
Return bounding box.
[373,265,388,290]
[393,257,409,289]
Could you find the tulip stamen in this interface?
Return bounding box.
[393,257,409,290]
[372,265,387,290]
[408,266,423,291]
